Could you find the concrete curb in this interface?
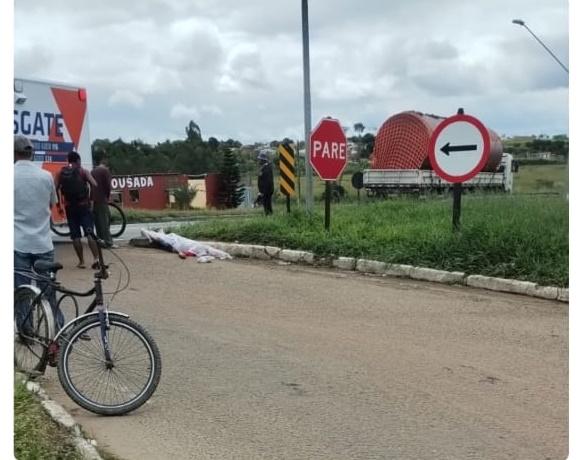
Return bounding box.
[129,238,568,303]
[16,373,103,460]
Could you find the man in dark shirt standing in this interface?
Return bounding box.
[257,152,274,215]
[55,151,100,268]
[92,153,116,248]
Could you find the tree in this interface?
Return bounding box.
[359,133,375,159]
[224,138,242,149]
[172,184,197,210]
[353,122,366,159]
[185,120,201,141]
[353,122,365,136]
[218,149,245,209]
[208,137,220,151]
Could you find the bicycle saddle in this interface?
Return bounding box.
[33,260,64,273]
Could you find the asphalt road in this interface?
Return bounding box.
[40,243,568,460]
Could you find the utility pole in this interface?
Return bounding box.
[301,0,314,211]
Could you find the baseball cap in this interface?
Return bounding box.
[14,135,33,153]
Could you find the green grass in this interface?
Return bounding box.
[273,163,569,204]
[119,206,261,223]
[513,164,568,194]
[175,195,568,287]
[119,165,568,223]
[14,382,81,460]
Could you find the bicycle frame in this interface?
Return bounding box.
[14,232,127,350]
[15,231,161,415]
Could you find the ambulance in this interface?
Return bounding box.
[14,77,93,224]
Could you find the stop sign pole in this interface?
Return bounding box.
[309,117,348,230]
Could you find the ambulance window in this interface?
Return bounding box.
[129,189,140,203]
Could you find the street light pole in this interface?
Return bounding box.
[512,19,569,200]
[512,19,569,74]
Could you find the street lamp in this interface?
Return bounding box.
[512,19,569,74]
[512,19,569,200]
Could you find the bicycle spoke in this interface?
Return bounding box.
[62,320,155,407]
[14,292,51,374]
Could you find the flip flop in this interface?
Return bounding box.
[91,261,100,270]
[77,263,86,269]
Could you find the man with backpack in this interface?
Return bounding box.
[55,151,100,269]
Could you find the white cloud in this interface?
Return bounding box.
[216,75,241,93]
[201,105,223,116]
[170,104,200,120]
[14,0,569,143]
[108,90,145,108]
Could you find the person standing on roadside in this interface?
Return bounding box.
[55,150,100,269]
[14,135,64,331]
[257,151,274,215]
[91,152,117,248]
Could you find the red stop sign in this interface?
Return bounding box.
[309,118,348,180]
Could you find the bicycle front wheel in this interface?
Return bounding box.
[14,286,55,374]
[109,202,127,238]
[57,315,162,415]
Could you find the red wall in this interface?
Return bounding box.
[205,173,221,208]
[111,174,187,210]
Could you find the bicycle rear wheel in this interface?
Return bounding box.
[57,315,162,415]
[109,202,127,238]
[50,218,71,237]
[56,294,79,325]
[14,286,55,375]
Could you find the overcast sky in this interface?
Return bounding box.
[14,0,569,144]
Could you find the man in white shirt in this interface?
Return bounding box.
[14,135,64,330]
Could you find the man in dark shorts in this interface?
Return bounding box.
[91,152,116,248]
[55,151,100,268]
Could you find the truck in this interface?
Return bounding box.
[363,153,514,197]
[14,77,93,223]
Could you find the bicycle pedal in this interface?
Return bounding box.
[48,342,60,367]
[26,369,44,378]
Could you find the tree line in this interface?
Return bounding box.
[91,121,377,177]
[92,120,566,209]
[503,134,569,159]
[91,121,242,176]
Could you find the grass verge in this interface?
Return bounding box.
[174,195,568,287]
[120,207,260,224]
[14,381,81,460]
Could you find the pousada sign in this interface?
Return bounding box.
[111,176,155,190]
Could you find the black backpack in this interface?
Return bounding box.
[59,166,89,204]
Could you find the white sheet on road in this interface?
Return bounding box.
[140,229,232,263]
